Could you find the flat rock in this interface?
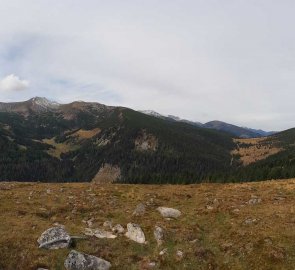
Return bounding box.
[157,207,181,219]
[64,250,111,270]
[37,226,71,249]
[125,223,146,243]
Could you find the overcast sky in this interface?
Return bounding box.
[0,1,294,130]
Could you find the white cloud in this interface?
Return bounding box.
[0,74,29,91]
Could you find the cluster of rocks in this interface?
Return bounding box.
[37,205,182,269]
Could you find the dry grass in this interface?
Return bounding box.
[42,138,78,159]
[70,128,101,139]
[1,180,295,269]
[232,138,283,165]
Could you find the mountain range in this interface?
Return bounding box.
[0,97,294,183]
[140,110,276,138]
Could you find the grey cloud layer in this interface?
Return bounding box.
[0,0,294,130]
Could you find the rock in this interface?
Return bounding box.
[125,223,146,243]
[159,248,168,256]
[103,220,112,229]
[112,224,125,234]
[87,218,94,228]
[206,205,214,210]
[83,228,117,239]
[37,226,71,249]
[247,196,262,205]
[154,226,164,245]
[157,207,181,219]
[37,268,48,270]
[64,250,111,270]
[244,218,258,225]
[133,203,146,216]
[176,250,184,261]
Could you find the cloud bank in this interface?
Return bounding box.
[0,74,29,91]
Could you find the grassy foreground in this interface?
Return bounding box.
[1,180,295,269]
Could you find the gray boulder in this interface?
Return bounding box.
[125,223,146,243]
[64,250,111,270]
[157,207,181,219]
[37,226,71,249]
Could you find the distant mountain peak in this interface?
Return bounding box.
[30,97,60,109]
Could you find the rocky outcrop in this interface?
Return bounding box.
[135,129,158,152]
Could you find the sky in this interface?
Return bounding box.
[0,1,294,131]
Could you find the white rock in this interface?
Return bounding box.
[64,250,111,270]
[176,250,184,260]
[159,248,168,256]
[125,223,146,243]
[37,226,71,249]
[157,207,181,219]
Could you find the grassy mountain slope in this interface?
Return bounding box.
[0,99,236,183]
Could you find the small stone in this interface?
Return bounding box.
[154,226,164,245]
[125,223,146,243]
[64,250,111,270]
[206,205,214,210]
[83,228,117,239]
[244,218,258,225]
[112,224,125,234]
[133,203,146,216]
[157,207,181,219]
[37,226,71,249]
[176,250,184,260]
[248,196,262,205]
[159,248,168,256]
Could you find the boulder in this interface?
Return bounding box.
[64,250,111,270]
[157,207,181,219]
[125,223,145,244]
[37,226,71,249]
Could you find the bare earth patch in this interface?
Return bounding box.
[232,137,283,165]
[1,179,295,269]
[92,163,121,184]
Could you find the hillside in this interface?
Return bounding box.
[1,179,295,269]
[0,97,235,183]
